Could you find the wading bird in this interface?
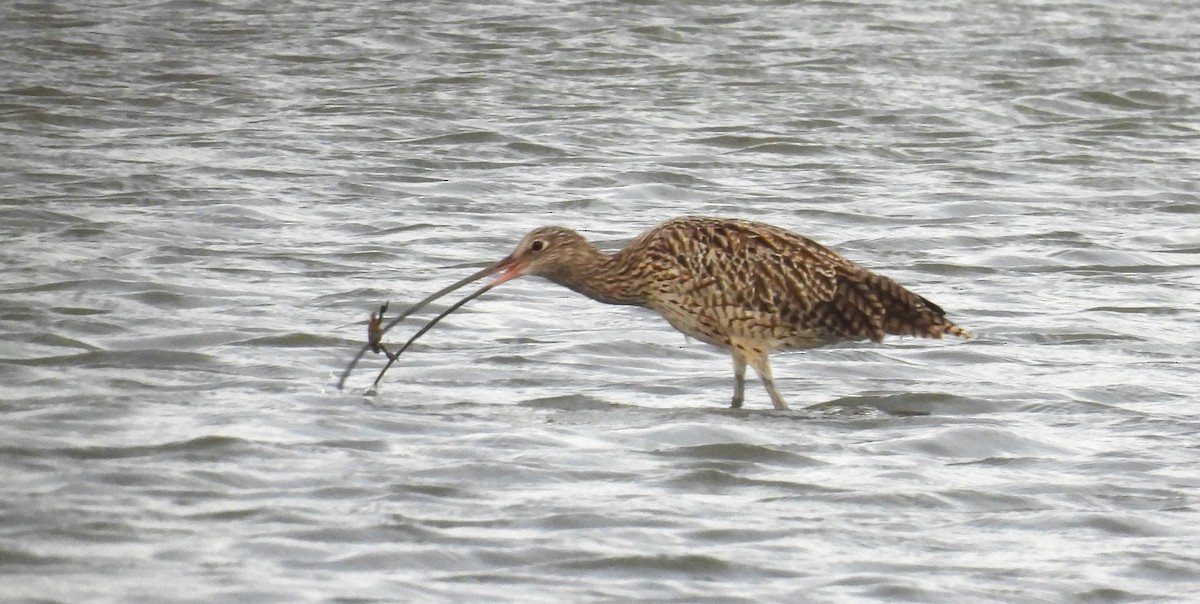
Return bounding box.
[339,216,971,409]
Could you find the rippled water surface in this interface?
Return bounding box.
[3,1,1200,602]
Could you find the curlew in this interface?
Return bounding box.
[341,216,971,410]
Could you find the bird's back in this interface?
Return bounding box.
[614,216,969,351]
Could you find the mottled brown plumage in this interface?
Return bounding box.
[362,216,970,409]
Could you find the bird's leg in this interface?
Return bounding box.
[747,353,789,411]
[760,374,790,411]
[730,354,747,409]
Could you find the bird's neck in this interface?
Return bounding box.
[546,246,647,306]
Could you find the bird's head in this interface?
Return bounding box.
[488,226,598,287]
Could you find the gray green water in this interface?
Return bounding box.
[3,1,1199,602]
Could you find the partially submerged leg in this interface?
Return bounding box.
[730,354,747,409]
[746,353,789,411]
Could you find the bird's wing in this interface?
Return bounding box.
[634,217,964,344]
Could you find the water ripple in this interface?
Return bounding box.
[3,0,1200,602]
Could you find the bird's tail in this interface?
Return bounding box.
[868,274,972,341]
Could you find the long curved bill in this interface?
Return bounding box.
[336,253,524,391]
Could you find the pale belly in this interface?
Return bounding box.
[652,301,830,353]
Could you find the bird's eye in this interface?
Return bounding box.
[530,239,546,252]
